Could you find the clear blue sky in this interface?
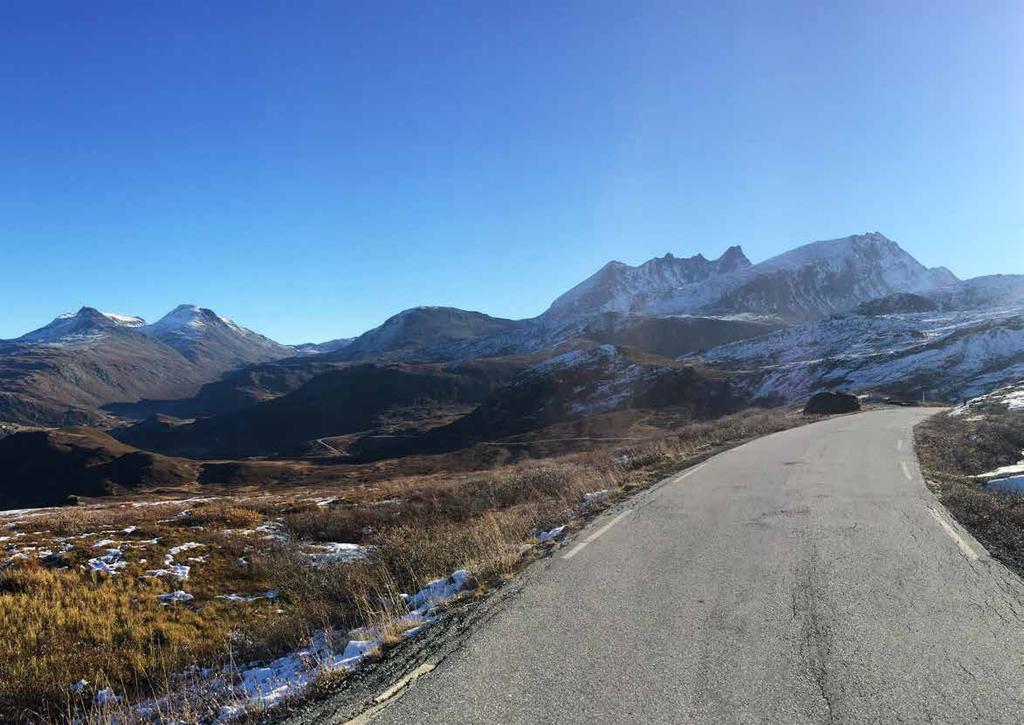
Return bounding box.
[2,1,1022,343]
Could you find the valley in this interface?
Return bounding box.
[4,231,1024,723]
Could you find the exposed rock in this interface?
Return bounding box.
[803,392,861,415]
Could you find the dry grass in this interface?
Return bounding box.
[0,566,230,721]
[915,410,1024,575]
[0,406,802,722]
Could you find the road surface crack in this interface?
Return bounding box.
[792,554,838,724]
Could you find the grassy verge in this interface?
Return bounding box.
[915,409,1024,575]
[1,407,808,722]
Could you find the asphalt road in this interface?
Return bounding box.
[366,409,1024,724]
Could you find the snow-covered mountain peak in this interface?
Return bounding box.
[545,246,752,321]
[139,305,291,367]
[16,307,145,344]
[542,232,965,324]
[143,304,240,336]
[756,233,900,272]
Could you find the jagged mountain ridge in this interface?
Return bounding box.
[545,245,752,321]
[545,233,958,323]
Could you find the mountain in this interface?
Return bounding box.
[852,293,939,316]
[705,233,957,320]
[140,304,292,369]
[0,309,209,426]
[16,307,145,343]
[933,275,1024,310]
[0,305,293,426]
[544,233,957,324]
[336,307,524,360]
[545,246,752,322]
[698,304,1024,403]
[293,338,355,356]
[105,357,343,419]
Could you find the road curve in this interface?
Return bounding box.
[367,409,1024,724]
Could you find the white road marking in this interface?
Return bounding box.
[900,461,913,480]
[562,510,632,560]
[676,462,707,481]
[897,439,904,451]
[928,507,980,561]
[374,663,435,703]
[346,663,437,723]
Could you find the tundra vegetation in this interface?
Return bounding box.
[0,408,800,723]
[916,409,1024,575]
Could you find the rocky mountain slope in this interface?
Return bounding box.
[0,306,293,426]
[335,307,524,361]
[544,245,753,321]
[697,305,1024,403]
[140,304,292,369]
[3,231,1020,433]
[545,233,957,323]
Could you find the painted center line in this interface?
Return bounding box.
[900,461,913,480]
[562,510,632,560]
[929,506,980,561]
[897,439,904,451]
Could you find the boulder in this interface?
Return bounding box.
[803,391,861,415]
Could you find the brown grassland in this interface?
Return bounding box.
[0,407,807,723]
[915,409,1024,576]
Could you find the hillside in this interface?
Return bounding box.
[0,428,199,508]
[113,358,528,458]
[0,306,293,426]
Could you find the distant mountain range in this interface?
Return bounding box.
[3,232,1023,430]
[0,305,291,426]
[4,230,1024,508]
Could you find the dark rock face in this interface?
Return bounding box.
[803,391,861,415]
[853,293,938,316]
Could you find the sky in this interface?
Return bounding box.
[2,1,1022,343]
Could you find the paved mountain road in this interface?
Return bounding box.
[362,409,1024,724]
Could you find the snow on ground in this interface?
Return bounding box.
[538,526,567,543]
[988,475,1024,493]
[169,541,204,556]
[306,542,372,565]
[953,380,1024,416]
[216,591,278,603]
[143,564,191,581]
[86,549,127,575]
[213,637,378,721]
[124,570,475,722]
[700,306,1024,402]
